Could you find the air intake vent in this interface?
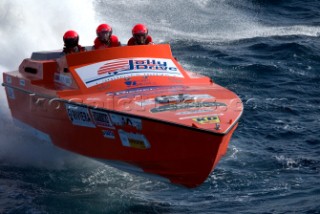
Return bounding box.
[24,67,37,74]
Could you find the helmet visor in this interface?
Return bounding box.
[64,38,78,48]
[134,33,147,44]
[98,31,112,42]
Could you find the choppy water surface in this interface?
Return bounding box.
[0,0,319,213]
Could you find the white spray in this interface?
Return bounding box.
[0,0,99,168]
[0,0,98,70]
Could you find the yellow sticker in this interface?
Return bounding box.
[128,139,147,149]
[118,129,151,149]
[192,116,220,124]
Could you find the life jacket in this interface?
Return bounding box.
[93,35,121,50]
[63,45,85,54]
[127,35,153,46]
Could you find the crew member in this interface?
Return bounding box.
[62,30,85,54]
[93,23,121,49]
[127,24,153,46]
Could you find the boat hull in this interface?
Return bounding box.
[2,44,243,187]
[5,86,237,187]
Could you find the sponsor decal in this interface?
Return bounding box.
[193,94,214,100]
[110,114,142,130]
[19,79,26,87]
[118,129,150,149]
[124,79,137,87]
[179,113,222,120]
[6,87,15,99]
[176,109,213,116]
[192,116,220,124]
[126,94,215,107]
[102,129,115,139]
[75,58,183,88]
[66,104,96,128]
[155,94,195,104]
[155,94,214,104]
[54,73,73,87]
[90,110,114,129]
[150,102,227,113]
[110,86,187,97]
[135,99,156,107]
[111,86,158,96]
[6,76,12,84]
[124,76,156,88]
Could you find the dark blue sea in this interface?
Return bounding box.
[0,0,319,213]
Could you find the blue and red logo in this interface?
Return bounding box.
[76,58,183,88]
[98,58,177,75]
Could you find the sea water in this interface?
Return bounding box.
[0,0,319,213]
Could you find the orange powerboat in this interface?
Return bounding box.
[2,44,243,188]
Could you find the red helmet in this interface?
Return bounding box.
[96,24,112,35]
[63,30,79,48]
[132,24,148,36]
[132,24,148,44]
[96,24,113,43]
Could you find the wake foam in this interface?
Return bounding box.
[0,0,98,70]
[231,25,320,41]
[93,0,320,44]
[0,0,99,169]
